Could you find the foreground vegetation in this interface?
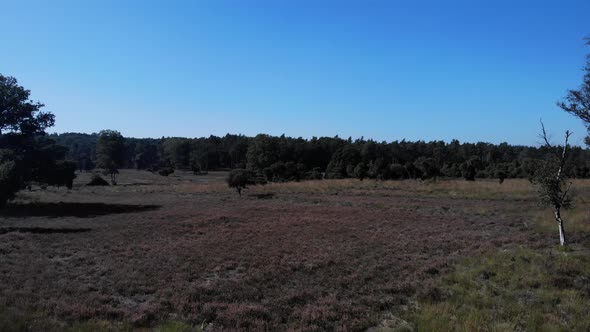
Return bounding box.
[410,247,590,331]
[405,182,590,331]
[1,172,589,331]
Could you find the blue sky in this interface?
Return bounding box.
[2,0,589,145]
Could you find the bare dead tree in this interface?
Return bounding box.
[535,121,573,246]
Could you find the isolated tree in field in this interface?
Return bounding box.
[495,169,507,184]
[534,122,573,246]
[558,38,590,144]
[226,169,252,196]
[96,130,125,184]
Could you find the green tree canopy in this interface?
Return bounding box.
[96,130,125,183]
[227,169,254,196]
[0,74,73,206]
[559,38,590,144]
[0,75,54,137]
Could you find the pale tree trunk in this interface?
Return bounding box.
[541,124,571,247]
[555,156,567,247]
[555,208,566,246]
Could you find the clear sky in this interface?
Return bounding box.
[2,0,589,146]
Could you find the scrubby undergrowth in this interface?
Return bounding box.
[409,247,590,331]
[2,172,590,331]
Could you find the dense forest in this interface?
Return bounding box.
[50,132,590,182]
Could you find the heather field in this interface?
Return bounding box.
[1,170,590,331]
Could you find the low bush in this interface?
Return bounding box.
[159,168,175,176]
[87,174,110,186]
[0,161,20,208]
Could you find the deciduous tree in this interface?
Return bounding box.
[227,169,253,196]
[0,75,54,137]
[558,38,590,144]
[96,130,125,184]
[0,74,71,206]
[535,122,573,246]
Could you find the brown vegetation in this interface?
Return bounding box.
[1,170,589,331]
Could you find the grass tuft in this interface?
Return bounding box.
[409,247,590,331]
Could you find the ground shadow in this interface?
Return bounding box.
[0,227,91,234]
[249,193,275,199]
[0,202,161,218]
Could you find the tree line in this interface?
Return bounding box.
[52,131,590,183]
[2,35,589,210]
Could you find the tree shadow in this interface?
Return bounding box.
[0,227,91,234]
[0,202,161,218]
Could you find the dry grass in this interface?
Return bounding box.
[410,247,590,331]
[247,178,590,202]
[1,171,590,330]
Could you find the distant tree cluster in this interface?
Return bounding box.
[51,131,590,183]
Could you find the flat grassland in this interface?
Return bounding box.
[1,170,589,331]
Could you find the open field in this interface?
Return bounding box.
[1,170,590,331]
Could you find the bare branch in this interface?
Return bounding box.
[539,119,553,148]
[560,181,573,205]
[565,130,573,143]
[539,120,563,160]
[556,130,573,181]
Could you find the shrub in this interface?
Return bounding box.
[284,162,305,181]
[414,157,439,180]
[86,174,109,186]
[441,163,461,178]
[368,158,386,179]
[158,168,175,176]
[0,161,20,208]
[404,162,420,179]
[462,157,484,181]
[306,167,323,180]
[227,169,254,196]
[389,163,407,180]
[46,160,77,189]
[354,162,368,180]
[325,160,345,179]
[267,162,286,181]
[495,169,507,184]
